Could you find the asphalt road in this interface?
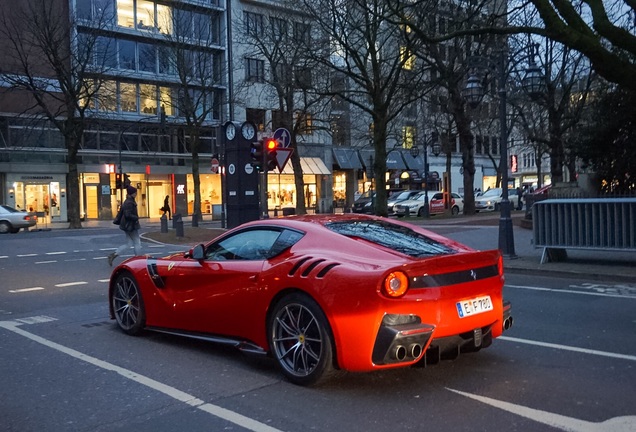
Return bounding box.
[1,228,635,432]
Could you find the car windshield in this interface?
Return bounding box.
[325,220,456,257]
[481,188,501,197]
[392,191,413,201]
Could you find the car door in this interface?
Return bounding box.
[430,193,445,214]
[157,228,281,336]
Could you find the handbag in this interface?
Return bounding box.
[113,208,123,225]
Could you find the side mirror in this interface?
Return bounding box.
[185,244,205,261]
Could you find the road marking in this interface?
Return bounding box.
[500,336,636,362]
[45,252,66,255]
[36,260,57,264]
[0,318,283,432]
[9,287,45,293]
[447,388,636,432]
[54,282,88,288]
[98,279,110,283]
[64,258,87,262]
[0,256,8,259]
[17,254,38,257]
[506,284,636,300]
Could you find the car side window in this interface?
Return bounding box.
[205,229,282,261]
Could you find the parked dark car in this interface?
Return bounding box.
[352,189,404,214]
[0,205,38,233]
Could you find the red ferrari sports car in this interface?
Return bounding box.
[109,214,512,386]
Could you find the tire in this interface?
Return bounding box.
[417,207,425,217]
[111,271,146,335]
[268,293,336,386]
[0,221,11,234]
[451,205,460,216]
[494,202,501,211]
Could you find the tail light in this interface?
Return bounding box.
[382,271,409,298]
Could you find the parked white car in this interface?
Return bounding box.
[395,192,464,217]
[475,188,521,212]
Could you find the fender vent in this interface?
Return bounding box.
[288,257,340,279]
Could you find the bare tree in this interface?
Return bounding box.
[300,0,430,216]
[157,8,223,224]
[234,2,330,214]
[0,0,112,228]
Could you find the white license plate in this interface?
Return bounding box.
[456,296,493,318]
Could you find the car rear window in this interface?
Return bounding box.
[325,220,456,257]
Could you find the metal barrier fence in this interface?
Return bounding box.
[532,198,636,263]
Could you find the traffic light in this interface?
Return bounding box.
[115,173,122,189]
[123,173,131,187]
[250,140,264,171]
[265,138,278,172]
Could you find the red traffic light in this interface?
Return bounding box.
[265,139,278,151]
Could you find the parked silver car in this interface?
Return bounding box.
[0,205,38,233]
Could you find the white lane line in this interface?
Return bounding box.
[9,287,45,293]
[506,284,636,300]
[64,259,87,262]
[45,252,66,255]
[446,388,636,432]
[36,260,57,264]
[54,282,88,288]
[0,256,8,259]
[500,336,636,362]
[98,279,110,283]
[0,319,283,432]
[17,254,38,257]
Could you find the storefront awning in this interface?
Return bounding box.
[280,157,332,175]
[358,149,408,170]
[332,148,363,169]
[401,151,424,171]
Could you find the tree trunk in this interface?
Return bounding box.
[66,125,82,229]
[191,130,202,226]
[373,115,389,217]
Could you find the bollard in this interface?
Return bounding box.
[192,212,198,227]
[175,218,184,238]
[172,213,181,229]
[160,214,168,233]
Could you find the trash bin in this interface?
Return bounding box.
[282,207,296,216]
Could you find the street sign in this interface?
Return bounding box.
[211,157,220,173]
[273,128,291,148]
[274,148,293,172]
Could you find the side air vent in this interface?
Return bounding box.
[301,259,326,276]
[289,256,313,276]
[146,259,165,288]
[316,263,340,278]
[288,257,341,278]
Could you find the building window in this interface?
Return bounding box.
[295,111,313,135]
[159,86,174,116]
[246,108,266,131]
[271,17,287,40]
[119,39,136,70]
[98,81,118,112]
[294,66,312,88]
[120,83,138,112]
[246,58,265,82]
[138,43,156,72]
[402,125,415,149]
[94,36,117,68]
[293,22,310,45]
[244,12,264,37]
[140,84,157,114]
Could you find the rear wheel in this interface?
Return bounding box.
[0,221,11,234]
[111,272,146,335]
[268,293,336,386]
[451,205,460,216]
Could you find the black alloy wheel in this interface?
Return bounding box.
[111,272,146,335]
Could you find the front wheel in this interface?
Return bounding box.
[0,221,11,234]
[451,205,460,216]
[111,272,146,335]
[268,293,336,386]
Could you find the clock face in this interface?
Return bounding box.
[225,123,236,140]
[241,122,256,140]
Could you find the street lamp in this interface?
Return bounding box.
[462,44,545,258]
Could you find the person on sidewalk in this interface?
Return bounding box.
[109,185,141,266]
[162,195,171,220]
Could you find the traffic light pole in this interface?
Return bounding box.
[261,148,268,218]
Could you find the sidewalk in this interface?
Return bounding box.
[47,212,635,282]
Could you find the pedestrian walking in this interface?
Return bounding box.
[162,195,171,220]
[109,185,141,266]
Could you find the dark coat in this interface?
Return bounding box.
[119,196,140,232]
